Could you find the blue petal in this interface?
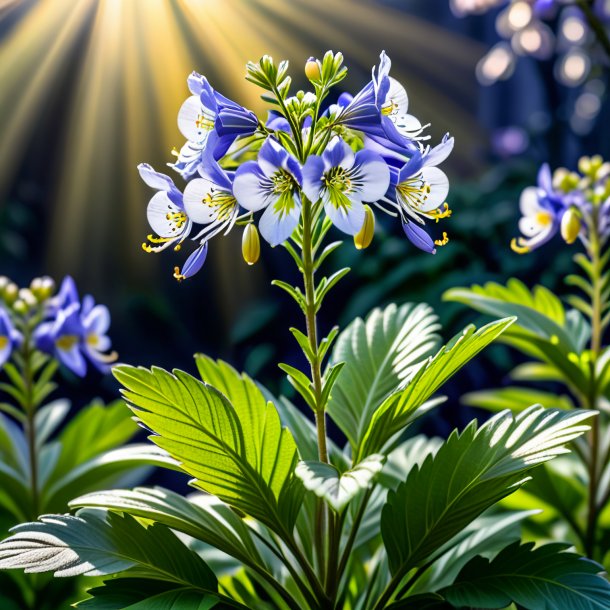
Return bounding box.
[538,163,553,193]
[397,151,425,184]
[216,107,258,138]
[57,345,87,377]
[402,221,436,254]
[322,137,354,171]
[258,138,288,177]
[198,151,234,192]
[302,156,325,202]
[179,242,209,279]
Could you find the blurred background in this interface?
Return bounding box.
[1,0,609,442]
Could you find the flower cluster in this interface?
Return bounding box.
[511,155,610,253]
[138,51,454,280]
[0,276,116,376]
[455,0,610,91]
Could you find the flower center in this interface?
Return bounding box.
[0,336,8,350]
[396,175,431,209]
[195,109,215,131]
[56,335,79,351]
[272,169,296,195]
[87,333,99,347]
[535,211,553,227]
[166,211,188,230]
[203,190,237,222]
[381,100,399,116]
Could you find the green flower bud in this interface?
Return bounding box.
[13,299,27,314]
[242,223,260,266]
[561,207,581,244]
[305,57,321,81]
[18,288,37,308]
[3,282,18,305]
[354,205,375,250]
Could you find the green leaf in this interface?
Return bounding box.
[77,579,222,609]
[387,594,451,609]
[69,487,265,570]
[327,303,441,451]
[0,510,217,589]
[462,386,574,412]
[358,318,514,460]
[43,445,178,513]
[440,541,610,609]
[35,399,70,446]
[380,406,593,577]
[443,280,583,349]
[295,453,385,512]
[115,361,303,535]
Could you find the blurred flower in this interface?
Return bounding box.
[302,136,389,235]
[0,308,22,368]
[81,296,116,374]
[491,126,530,158]
[233,138,303,246]
[511,164,567,253]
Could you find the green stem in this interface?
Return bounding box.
[575,0,610,61]
[20,325,39,521]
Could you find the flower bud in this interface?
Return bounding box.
[242,223,260,265]
[13,299,27,314]
[305,57,321,81]
[18,288,36,307]
[3,282,18,305]
[354,205,375,250]
[561,207,581,244]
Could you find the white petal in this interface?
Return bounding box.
[258,197,301,246]
[519,187,543,216]
[233,169,275,212]
[519,215,550,237]
[393,113,422,137]
[324,197,365,235]
[418,167,449,212]
[356,158,391,202]
[177,95,214,144]
[147,192,187,238]
[183,178,225,224]
[385,77,409,115]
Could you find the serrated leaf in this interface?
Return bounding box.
[440,541,610,609]
[0,510,217,589]
[380,406,593,577]
[327,303,441,452]
[295,454,385,512]
[358,318,514,460]
[114,362,303,535]
[69,487,264,570]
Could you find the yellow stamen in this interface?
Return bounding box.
[173,267,185,282]
[195,114,215,130]
[434,232,449,247]
[203,192,237,221]
[0,336,8,350]
[87,334,98,347]
[429,203,452,222]
[510,238,530,254]
[396,176,431,209]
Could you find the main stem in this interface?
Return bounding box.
[585,215,603,559]
[301,199,329,463]
[21,325,39,521]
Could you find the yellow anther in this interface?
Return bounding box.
[430,203,452,222]
[0,336,8,350]
[434,232,449,246]
[510,238,530,254]
[174,244,182,252]
[354,205,375,250]
[173,267,185,282]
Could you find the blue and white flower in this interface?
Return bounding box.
[139,163,193,253]
[0,308,22,368]
[233,138,303,246]
[81,295,117,374]
[379,135,454,252]
[35,303,87,377]
[303,136,390,235]
[511,163,569,253]
[170,72,257,178]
